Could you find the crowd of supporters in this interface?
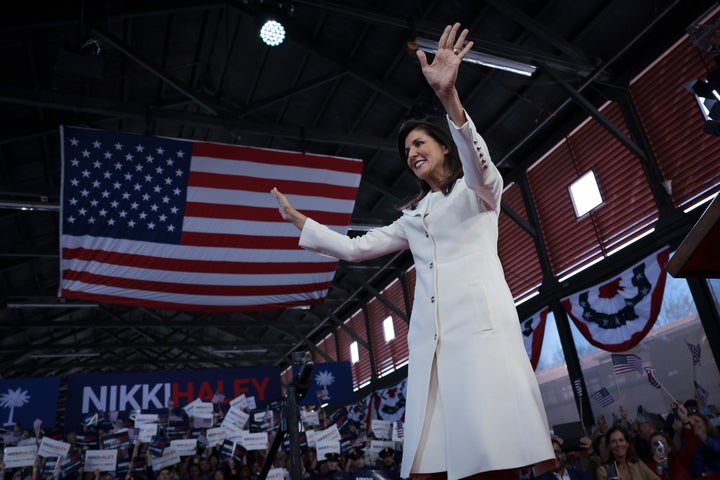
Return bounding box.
[2,398,720,480]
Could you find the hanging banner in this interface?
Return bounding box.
[520,308,549,370]
[0,376,61,430]
[65,366,280,432]
[561,248,670,352]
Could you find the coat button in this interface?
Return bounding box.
[434,334,437,341]
[425,232,429,238]
[430,296,435,303]
[429,262,433,269]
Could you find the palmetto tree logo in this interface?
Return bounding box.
[0,387,31,426]
[314,370,335,402]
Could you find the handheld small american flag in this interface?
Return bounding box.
[573,378,583,397]
[644,367,661,389]
[687,342,701,366]
[694,381,709,408]
[591,388,615,407]
[59,126,363,311]
[611,353,644,375]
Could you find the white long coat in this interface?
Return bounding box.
[298,115,554,480]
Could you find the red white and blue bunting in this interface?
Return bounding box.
[561,248,671,352]
[521,308,549,370]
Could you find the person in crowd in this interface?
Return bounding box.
[303,449,319,478]
[271,21,555,480]
[186,463,206,480]
[633,409,665,463]
[644,431,692,480]
[680,409,720,477]
[323,453,348,480]
[344,449,367,474]
[376,448,399,475]
[596,426,660,480]
[533,439,589,480]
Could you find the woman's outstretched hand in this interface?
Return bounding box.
[271,187,307,230]
[416,22,471,126]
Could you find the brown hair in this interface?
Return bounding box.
[603,426,640,463]
[396,117,463,210]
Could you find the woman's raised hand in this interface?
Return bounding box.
[271,187,308,230]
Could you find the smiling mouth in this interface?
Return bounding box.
[414,159,426,169]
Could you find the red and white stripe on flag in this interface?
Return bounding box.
[561,248,670,352]
[520,308,549,370]
[59,126,363,312]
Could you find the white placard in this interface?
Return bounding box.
[315,440,340,460]
[193,414,214,428]
[206,427,226,448]
[192,402,214,416]
[170,439,197,457]
[267,468,287,480]
[241,431,268,451]
[134,413,159,427]
[2,444,38,468]
[183,398,201,417]
[305,429,316,448]
[246,396,257,410]
[138,423,158,443]
[371,419,392,440]
[151,447,181,470]
[18,438,38,446]
[315,424,341,443]
[84,449,118,472]
[223,407,249,431]
[230,394,248,409]
[301,410,319,427]
[222,422,245,441]
[38,437,71,458]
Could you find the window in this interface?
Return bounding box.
[350,341,359,364]
[383,316,395,342]
[569,170,603,217]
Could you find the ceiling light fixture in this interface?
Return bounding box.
[260,19,286,47]
[7,302,99,308]
[412,37,537,77]
[31,353,100,359]
[213,348,268,354]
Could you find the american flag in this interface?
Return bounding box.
[644,366,661,389]
[573,378,583,397]
[611,353,644,375]
[591,388,615,407]
[687,342,701,366]
[59,126,363,311]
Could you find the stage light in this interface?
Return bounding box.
[260,19,286,46]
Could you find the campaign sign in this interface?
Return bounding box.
[371,420,392,440]
[61,449,84,476]
[220,439,247,463]
[65,366,281,432]
[267,468,286,480]
[150,447,181,471]
[139,423,158,443]
[75,432,99,448]
[148,435,170,457]
[0,377,61,430]
[353,470,399,480]
[84,449,118,472]
[3,444,39,468]
[223,407,249,431]
[206,427,226,448]
[38,436,71,458]
[316,440,340,460]
[170,438,197,457]
[230,394,248,409]
[316,424,342,443]
[101,429,131,450]
[241,431,268,451]
[40,456,61,478]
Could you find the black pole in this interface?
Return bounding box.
[254,360,314,480]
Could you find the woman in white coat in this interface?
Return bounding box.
[272,23,555,480]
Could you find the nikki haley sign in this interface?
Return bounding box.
[65,367,280,431]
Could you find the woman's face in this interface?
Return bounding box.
[690,415,707,435]
[404,127,450,189]
[609,430,629,459]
